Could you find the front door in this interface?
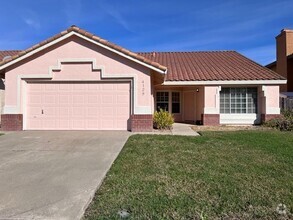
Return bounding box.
[183,91,195,121]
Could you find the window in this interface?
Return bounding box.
[156,92,169,111]
[172,92,180,113]
[156,91,180,113]
[220,88,257,114]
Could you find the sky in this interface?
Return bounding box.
[0,0,292,65]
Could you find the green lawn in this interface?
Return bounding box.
[84,131,293,219]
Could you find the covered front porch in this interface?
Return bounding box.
[154,84,280,125]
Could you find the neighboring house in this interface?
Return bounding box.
[266,29,293,97]
[0,50,21,123]
[0,26,286,131]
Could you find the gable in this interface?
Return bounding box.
[4,35,154,110]
[0,26,167,74]
[5,35,152,77]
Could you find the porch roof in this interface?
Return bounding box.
[139,51,285,81]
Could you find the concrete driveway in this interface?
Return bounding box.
[0,131,130,220]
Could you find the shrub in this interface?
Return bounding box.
[281,109,293,120]
[264,110,293,131]
[153,109,174,130]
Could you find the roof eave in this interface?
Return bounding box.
[163,79,287,86]
[0,29,167,74]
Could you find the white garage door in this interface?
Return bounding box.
[26,82,130,130]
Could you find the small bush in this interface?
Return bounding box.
[153,109,174,130]
[281,109,293,120]
[264,110,293,131]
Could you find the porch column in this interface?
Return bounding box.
[202,86,221,125]
[260,85,281,122]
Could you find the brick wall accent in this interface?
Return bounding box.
[1,114,23,131]
[201,114,220,126]
[131,114,153,132]
[261,114,280,123]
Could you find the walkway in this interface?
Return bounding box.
[172,123,200,136]
[136,123,200,136]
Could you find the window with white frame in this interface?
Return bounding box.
[220,87,257,114]
[156,91,180,113]
[156,92,169,111]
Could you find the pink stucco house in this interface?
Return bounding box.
[0,26,286,131]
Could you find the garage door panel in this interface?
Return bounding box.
[28,107,42,115]
[87,107,99,116]
[59,84,71,91]
[59,107,71,116]
[44,95,57,104]
[43,119,57,129]
[101,120,114,129]
[117,94,129,104]
[26,82,130,130]
[73,95,85,104]
[103,84,114,90]
[59,95,71,104]
[72,120,85,129]
[44,107,57,116]
[59,120,71,129]
[101,95,113,104]
[88,95,100,104]
[28,95,42,104]
[119,107,130,115]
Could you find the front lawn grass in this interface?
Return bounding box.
[84,130,293,219]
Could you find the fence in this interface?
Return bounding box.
[280,97,293,110]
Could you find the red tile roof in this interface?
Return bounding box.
[0,26,285,82]
[0,50,21,62]
[0,26,167,72]
[139,51,285,81]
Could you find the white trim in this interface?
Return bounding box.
[261,85,267,97]
[163,80,287,86]
[135,106,152,114]
[3,106,18,114]
[220,114,261,124]
[204,107,218,114]
[22,81,28,130]
[266,107,280,114]
[0,31,166,74]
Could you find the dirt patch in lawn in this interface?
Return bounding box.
[192,125,272,131]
